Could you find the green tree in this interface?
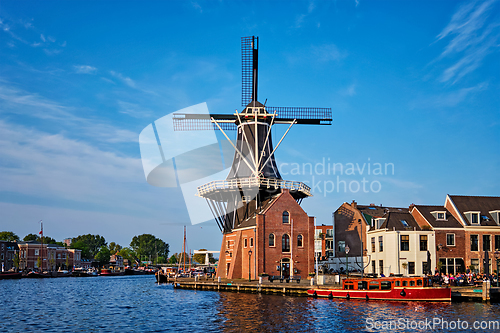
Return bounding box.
[94,246,111,266]
[168,255,178,264]
[24,233,40,242]
[108,242,122,254]
[70,241,90,259]
[130,234,169,263]
[72,234,106,259]
[193,249,216,264]
[0,231,20,241]
[13,253,20,270]
[118,247,137,266]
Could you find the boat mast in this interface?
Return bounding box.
[39,220,44,272]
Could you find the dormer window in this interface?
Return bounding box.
[464,211,480,224]
[489,211,500,225]
[431,211,447,221]
[374,218,386,229]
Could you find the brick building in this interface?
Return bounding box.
[368,211,435,276]
[410,204,465,274]
[217,189,315,280]
[18,241,82,271]
[314,224,334,259]
[0,241,19,271]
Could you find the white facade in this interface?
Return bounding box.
[367,229,436,276]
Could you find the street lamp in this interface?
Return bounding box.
[345,245,350,279]
[248,249,252,282]
[495,251,500,288]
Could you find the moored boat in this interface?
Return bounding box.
[99,268,124,276]
[0,271,22,280]
[308,276,451,302]
[26,271,51,278]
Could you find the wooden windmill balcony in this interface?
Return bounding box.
[197,177,312,200]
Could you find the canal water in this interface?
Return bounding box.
[1,275,500,332]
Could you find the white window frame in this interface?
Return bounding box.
[446,233,455,247]
[489,211,500,226]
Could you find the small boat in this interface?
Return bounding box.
[0,271,22,280]
[26,271,51,278]
[99,268,124,276]
[308,276,451,302]
[57,269,71,277]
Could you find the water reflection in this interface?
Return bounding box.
[1,277,499,332]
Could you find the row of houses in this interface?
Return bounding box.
[8,241,84,271]
[315,195,500,276]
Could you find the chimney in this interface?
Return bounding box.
[351,200,357,209]
[409,203,415,211]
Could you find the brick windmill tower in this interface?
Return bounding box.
[174,36,331,280]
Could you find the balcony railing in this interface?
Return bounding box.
[197,177,311,197]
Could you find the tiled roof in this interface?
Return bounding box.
[414,205,463,228]
[380,211,421,231]
[449,195,500,226]
[357,205,407,218]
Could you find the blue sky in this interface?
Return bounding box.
[1,0,499,253]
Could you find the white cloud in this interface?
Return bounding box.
[43,48,62,56]
[409,82,488,109]
[339,83,356,97]
[0,83,137,143]
[435,0,500,83]
[110,70,136,88]
[311,44,347,62]
[0,120,163,218]
[117,100,152,118]
[0,84,76,121]
[74,65,97,74]
[40,34,45,42]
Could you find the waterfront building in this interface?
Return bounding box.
[328,195,500,277]
[63,238,72,247]
[367,211,435,276]
[314,224,334,259]
[18,241,82,271]
[327,201,408,274]
[217,189,315,279]
[0,241,19,271]
[178,37,331,280]
[410,204,465,274]
[110,253,124,270]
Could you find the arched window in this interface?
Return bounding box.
[297,234,303,247]
[269,234,275,247]
[282,234,290,252]
[282,211,290,224]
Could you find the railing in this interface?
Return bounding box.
[197,177,311,197]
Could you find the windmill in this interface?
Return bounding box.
[173,36,332,234]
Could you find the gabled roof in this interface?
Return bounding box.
[448,195,500,226]
[357,205,407,218]
[379,211,421,231]
[413,205,463,228]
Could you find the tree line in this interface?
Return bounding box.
[0,231,169,267]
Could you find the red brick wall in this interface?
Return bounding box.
[217,189,315,279]
[435,230,466,260]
